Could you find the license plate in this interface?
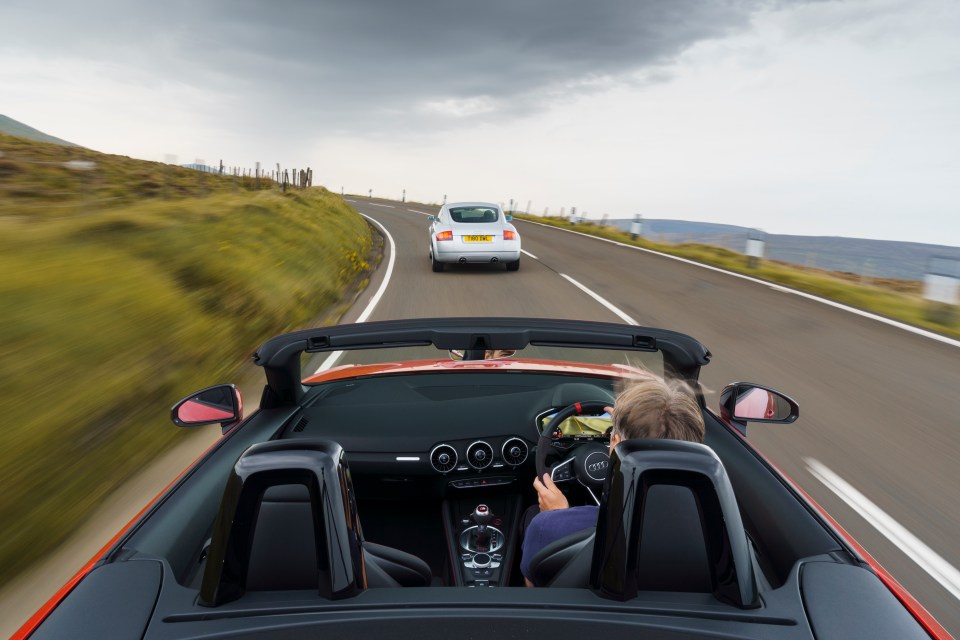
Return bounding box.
[463,235,492,242]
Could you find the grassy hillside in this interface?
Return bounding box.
[0,134,374,580]
[515,214,959,339]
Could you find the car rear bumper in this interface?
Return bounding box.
[434,248,521,263]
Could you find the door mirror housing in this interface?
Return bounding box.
[427,215,436,222]
[505,215,513,221]
[719,383,798,434]
[171,384,243,431]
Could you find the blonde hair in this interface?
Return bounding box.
[611,377,705,444]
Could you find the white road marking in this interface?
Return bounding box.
[315,213,397,373]
[559,274,638,325]
[407,208,431,215]
[519,219,960,349]
[521,249,538,260]
[344,199,356,202]
[806,458,960,602]
[369,203,395,208]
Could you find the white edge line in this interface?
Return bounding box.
[518,218,960,349]
[315,213,397,373]
[805,458,960,602]
[560,274,638,326]
[521,249,538,260]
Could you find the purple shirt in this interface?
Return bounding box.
[520,506,598,580]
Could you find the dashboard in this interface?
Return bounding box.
[280,371,616,496]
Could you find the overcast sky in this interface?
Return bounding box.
[2,0,958,246]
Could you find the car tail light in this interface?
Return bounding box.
[504,230,517,241]
[436,230,453,241]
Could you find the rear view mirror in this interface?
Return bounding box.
[719,383,798,430]
[171,384,242,430]
[427,215,436,222]
[505,215,513,221]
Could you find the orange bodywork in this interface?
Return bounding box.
[303,357,650,384]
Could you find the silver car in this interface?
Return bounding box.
[428,201,521,271]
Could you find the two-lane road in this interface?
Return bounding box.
[347,196,960,635]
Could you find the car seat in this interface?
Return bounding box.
[199,440,431,606]
[525,439,758,608]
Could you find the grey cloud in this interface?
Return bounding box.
[3,0,811,135]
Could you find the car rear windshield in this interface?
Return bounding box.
[449,207,498,223]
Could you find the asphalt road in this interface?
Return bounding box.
[345,196,960,636]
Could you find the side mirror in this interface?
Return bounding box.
[171,384,243,431]
[719,382,798,433]
[427,215,436,222]
[505,215,513,221]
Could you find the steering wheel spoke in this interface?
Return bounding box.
[549,457,576,483]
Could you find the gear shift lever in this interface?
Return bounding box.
[472,504,493,530]
[471,504,494,551]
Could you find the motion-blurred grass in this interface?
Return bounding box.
[514,214,960,339]
[0,135,373,581]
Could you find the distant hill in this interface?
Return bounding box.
[604,218,959,280]
[0,114,78,147]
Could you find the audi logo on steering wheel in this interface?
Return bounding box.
[583,452,610,480]
[588,460,609,473]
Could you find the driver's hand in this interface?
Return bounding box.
[533,473,569,511]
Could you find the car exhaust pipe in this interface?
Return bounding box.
[458,257,467,264]
[491,257,499,263]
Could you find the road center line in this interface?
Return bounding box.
[315,213,397,373]
[521,249,538,260]
[560,274,638,325]
[407,208,431,215]
[519,219,960,349]
[369,203,395,208]
[805,458,960,602]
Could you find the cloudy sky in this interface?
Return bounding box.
[3,0,958,246]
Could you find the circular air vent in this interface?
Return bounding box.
[430,444,458,473]
[466,441,494,470]
[501,438,529,466]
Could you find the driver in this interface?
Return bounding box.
[520,376,706,586]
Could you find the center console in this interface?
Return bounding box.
[443,496,523,587]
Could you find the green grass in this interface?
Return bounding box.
[514,214,960,339]
[0,135,373,580]
[0,132,274,210]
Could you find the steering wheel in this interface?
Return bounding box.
[535,401,613,500]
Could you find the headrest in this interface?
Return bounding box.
[590,439,758,608]
[199,439,365,606]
